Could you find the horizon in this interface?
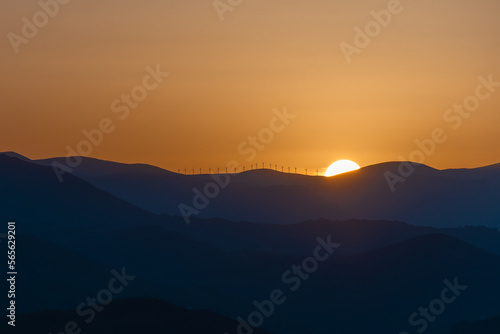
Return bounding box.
[2,1,500,171]
[2,150,499,176]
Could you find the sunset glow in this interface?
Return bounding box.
[1,1,499,170]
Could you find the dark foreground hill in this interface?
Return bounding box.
[5,231,500,334]
[451,315,500,333]
[273,233,500,334]
[0,298,273,334]
[0,234,169,314]
[13,227,500,334]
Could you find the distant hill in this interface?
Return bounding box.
[34,155,349,223]
[30,154,500,227]
[0,151,31,162]
[164,217,500,257]
[0,154,157,236]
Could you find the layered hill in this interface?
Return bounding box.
[0,298,273,334]
[28,153,500,227]
[1,153,499,333]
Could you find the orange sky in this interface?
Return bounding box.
[1,0,499,172]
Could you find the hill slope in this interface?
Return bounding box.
[32,154,500,227]
[1,298,273,334]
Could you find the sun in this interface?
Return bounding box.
[325,160,361,177]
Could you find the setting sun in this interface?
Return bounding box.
[325,160,361,177]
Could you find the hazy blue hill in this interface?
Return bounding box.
[6,229,500,334]
[1,298,273,334]
[55,223,303,316]
[0,235,168,314]
[286,233,500,334]
[2,154,500,333]
[29,224,500,334]
[0,154,158,235]
[35,156,349,222]
[37,155,180,178]
[30,154,500,227]
[164,217,500,257]
[0,155,295,319]
[34,223,500,334]
[0,155,269,312]
[35,155,226,215]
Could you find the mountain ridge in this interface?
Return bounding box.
[6,152,498,227]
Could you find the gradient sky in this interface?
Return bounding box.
[1,0,499,173]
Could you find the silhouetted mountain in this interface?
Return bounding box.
[1,154,500,333]
[14,227,500,334]
[35,156,349,223]
[282,233,500,334]
[0,154,158,236]
[1,298,273,334]
[32,154,500,227]
[0,235,168,314]
[451,315,500,333]
[165,217,500,257]
[16,226,500,334]
[0,155,290,317]
[0,151,31,162]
